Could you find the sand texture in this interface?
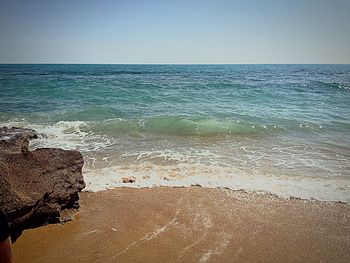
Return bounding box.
[13,187,350,263]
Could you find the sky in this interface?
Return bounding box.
[0,0,349,64]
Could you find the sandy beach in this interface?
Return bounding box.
[2,0,350,262]
[13,187,350,263]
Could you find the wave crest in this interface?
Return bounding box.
[85,117,269,136]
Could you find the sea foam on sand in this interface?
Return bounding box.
[83,161,350,202]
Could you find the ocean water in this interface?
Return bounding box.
[1,64,349,202]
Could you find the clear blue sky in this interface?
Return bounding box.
[0,0,349,64]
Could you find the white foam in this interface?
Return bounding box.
[2,119,349,202]
[83,162,350,202]
[1,120,115,151]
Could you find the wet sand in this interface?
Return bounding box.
[13,187,350,263]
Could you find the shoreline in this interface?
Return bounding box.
[82,163,350,203]
[82,184,350,204]
[13,186,350,263]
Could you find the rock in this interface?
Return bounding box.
[122,176,136,183]
[0,127,85,242]
[0,126,38,154]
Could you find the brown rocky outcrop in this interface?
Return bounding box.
[0,127,85,242]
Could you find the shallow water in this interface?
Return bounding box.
[1,64,349,201]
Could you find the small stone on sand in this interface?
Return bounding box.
[122,176,136,183]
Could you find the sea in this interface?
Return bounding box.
[0,64,349,202]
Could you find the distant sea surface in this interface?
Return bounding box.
[1,64,349,201]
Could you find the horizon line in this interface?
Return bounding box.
[0,63,349,65]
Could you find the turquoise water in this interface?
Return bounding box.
[1,64,349,201]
